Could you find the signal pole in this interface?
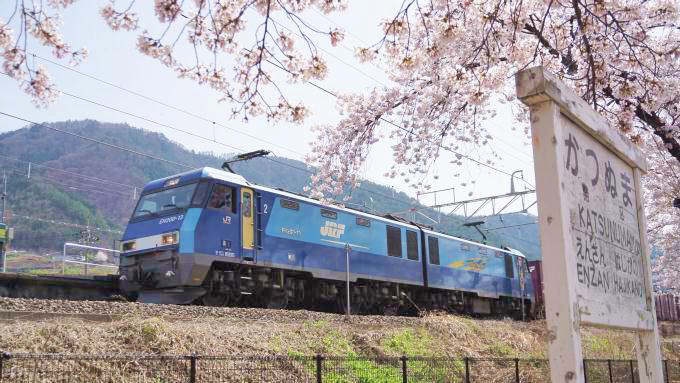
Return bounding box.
[1,171,6,272]
[345,243,351,318]
[2,171,6,223]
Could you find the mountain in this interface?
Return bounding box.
[0,120,541,259]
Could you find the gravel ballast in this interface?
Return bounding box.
[0,297,421,325]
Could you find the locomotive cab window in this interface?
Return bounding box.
[321,209,337,219]
[207,184,235,213]
[406,230,418,260]
[386,226,402,258]
[191,182,210,206]
[356,217,370,227]
[521,258,529,274]
[504,254,514,279]
[280,199,299,210]
[428,237,440,265]
[133,183,198,218]
[242,192,252,217]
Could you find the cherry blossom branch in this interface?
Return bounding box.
[1,0,347,121]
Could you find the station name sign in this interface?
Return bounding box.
[562,117,646,311]
[516,67,663,383]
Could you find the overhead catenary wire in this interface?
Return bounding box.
[270,18,389,87]
[0,104,537,249]
[1,70,316,177]
[0,109,415,209]
[308,8,535,166]
[9,213,122,234]
[0,161,125,195]
[0,169,125,236]
[485,221,539,231]
[260,57,537,189]
[269,17,535,165]
[0,111,193,170]
[31,49,533,187]
[1,67,540,253]
[31,54,307,160]
[0,112,539,253]
[27,173,133,198]
[0,70,420,209]
[0,153,143,190]
[0,166,134,199]
[0,69,242,156]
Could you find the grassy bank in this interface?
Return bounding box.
[1,312,677,360]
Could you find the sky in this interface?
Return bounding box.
[0,1,537,217]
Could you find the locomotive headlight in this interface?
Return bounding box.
[161,231,179,245]
[122,241,136,252]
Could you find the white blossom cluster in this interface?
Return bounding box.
[302,2,680,276]
[100,3,138,31]
[3,0,346,117]
[309,1,680,200]
[100,0,346,122]
[645,136,680,291]
[0,1,87,106]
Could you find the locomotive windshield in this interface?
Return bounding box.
[133,183,197,218]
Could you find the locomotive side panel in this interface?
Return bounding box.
[425,233,524,299]
[259,194,425,286]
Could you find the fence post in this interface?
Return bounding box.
[189,353,197,383]
[630,359,635,383]
[1,352,10,383]
[514,358,519,383]
[316,354,323,383]
[401,356,407,383]
[664,360,669,383]
[583,360,588,383]
[608,360,613,383]
[464,357,470,383]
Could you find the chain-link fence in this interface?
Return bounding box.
[1,352,678,382]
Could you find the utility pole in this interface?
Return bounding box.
[2,171,6,223]
[345,243,351,318]
[1,171,7,272]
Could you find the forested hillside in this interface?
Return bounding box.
[0,120,540,259]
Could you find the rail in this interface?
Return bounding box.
[1,353,678,382]
[62,242,120,275]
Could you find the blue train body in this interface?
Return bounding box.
[119,167,534,316]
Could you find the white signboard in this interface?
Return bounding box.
[561,116,647,314]
[516,67,663,383]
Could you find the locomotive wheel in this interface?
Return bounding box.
[338,294,364,315]
[381,302,399,316]
[264,288,288,309]
[201,292,227,307]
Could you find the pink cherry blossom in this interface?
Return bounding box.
[0,18,12,50]
[100,3,139,31]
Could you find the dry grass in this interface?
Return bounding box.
[1,300,678,382]
[0,311,675,360]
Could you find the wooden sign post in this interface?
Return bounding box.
[516,67,664,382]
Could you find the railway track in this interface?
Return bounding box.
[0,297,427,330]
[0,310,124,322]
[0,272,120,301]
[0,272,531,323]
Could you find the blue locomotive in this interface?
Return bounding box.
[119,167,534,317]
